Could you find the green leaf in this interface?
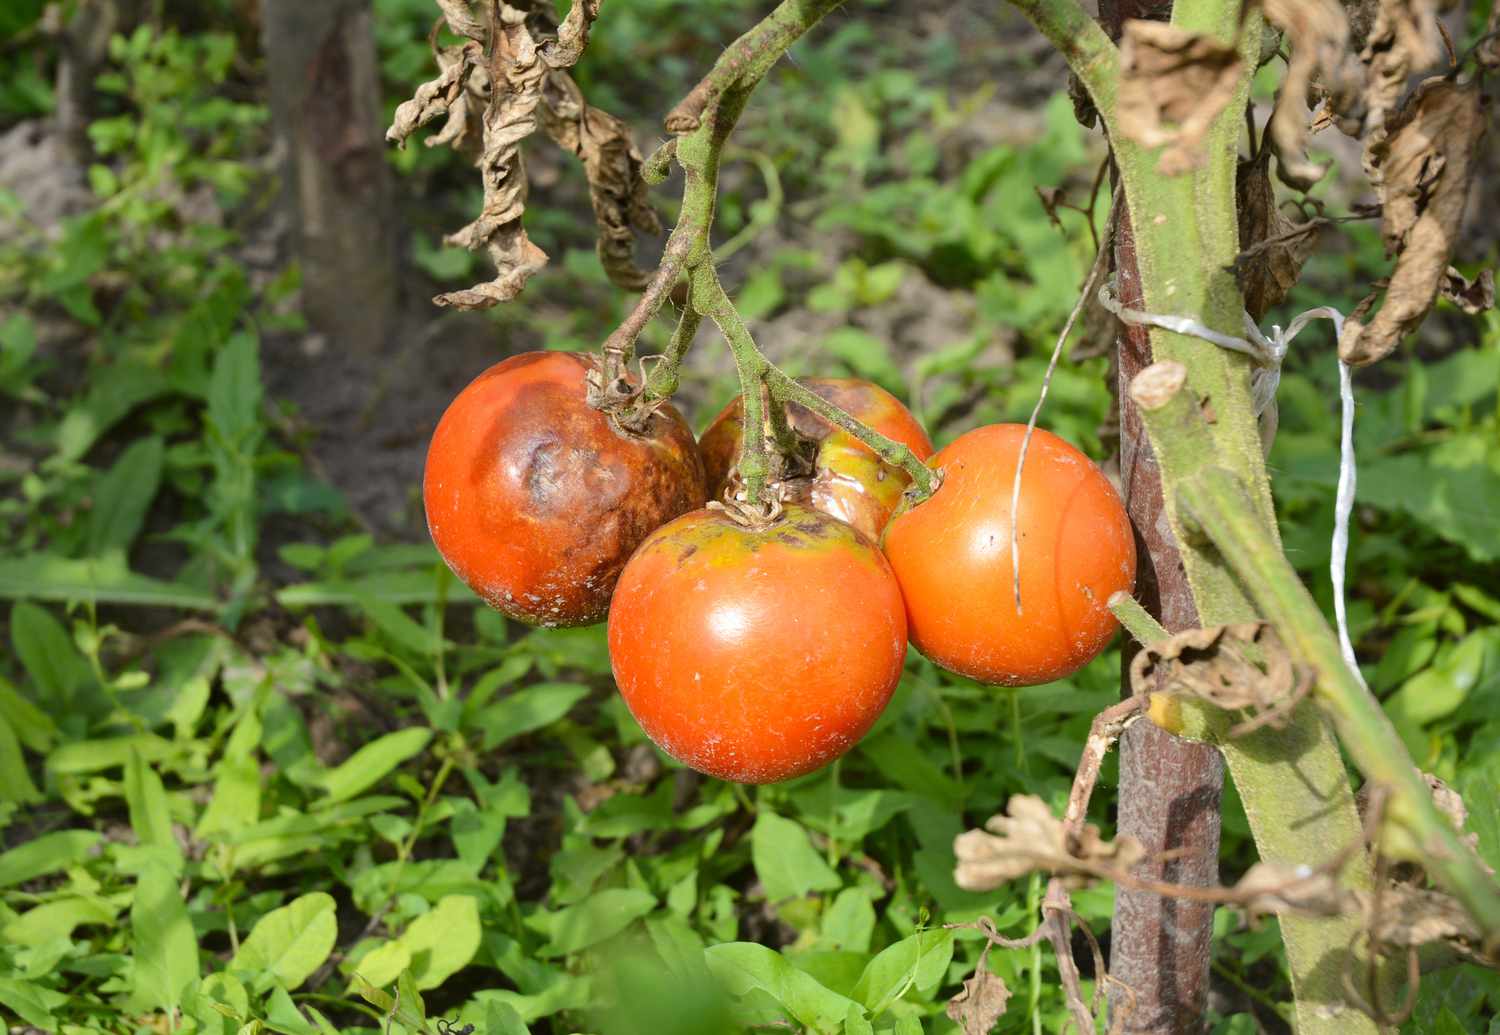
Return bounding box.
[86,436,165,555]
[56,362,173,464]
[1386,633,1488,728]
[48,733,174,774]
[207,332,263,447]
[350,940,411,990]
[10,600,91,701]
[752,812,842,904]
[477,682,592,749]
[315,727,432,805]
[851,929,955,1014]
[0,554,219,610]
[4,896,118,946]
[131,860,200,1015]
[0,678,56,753]
[0,829,100,888]
[277,571,474,608]
[198,752,262,839]
[125,749,181,867]
[483,1000,531,1035]
[0,712,40,804]
[820,889,876,953]
[0,977,68,1028]
[704,942,863,1032]
[230,893,338,990]
[396,894,482,989]
[531,888,657,957]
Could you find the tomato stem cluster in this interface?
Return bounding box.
[591,0,938,508]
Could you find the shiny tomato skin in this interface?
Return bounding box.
[423,351,706,627]
[698,378,934,540]
[607,504,908,784]
[882,424,1135,686]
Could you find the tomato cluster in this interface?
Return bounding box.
[425,353,1135,783]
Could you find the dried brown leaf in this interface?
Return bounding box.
[1235,152,1319,320]
[1479,3,1500,70]
[946,961,1011,1035]
[953,795,1144,893]
[1441,267,1495,315]
[1129,622,1304,730]
[387,41,484,152]
[1360,885,1497,965]
[1339,78,1487,365]
[1233,862,1348,917]
[388,2,608,310]
[436,0,487,42]
[1260,0,1357,189]
[1359,0,1447,139]
[1117,20,1243,175]
[540,72,660,291]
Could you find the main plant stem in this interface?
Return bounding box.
[995,0,1500,1029]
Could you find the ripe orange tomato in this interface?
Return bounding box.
[697,378,934,540]
[882,424,1135,686]
[607,504,908,784]
[424,351,705,627]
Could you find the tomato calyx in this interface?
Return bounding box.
[707,493,785,530]
[584,357,667,436]
[898,463,945,508]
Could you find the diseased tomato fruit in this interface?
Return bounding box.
[607,504,908,784]
[882,424,1135,686]
[424,351,706,627]
[697,378,934,540]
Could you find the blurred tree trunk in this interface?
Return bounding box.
[1101,1,1226,1031]
[55,0,134,166]
[262,0,396,351]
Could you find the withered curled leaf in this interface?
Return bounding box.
[541,72,661,291]
[1340,78,1486,365]
[387,1,655,310]
[1116,20,1243,175]
[1441,267,1495,315]
[953,794,1144,892]
[1233,862,1348,918]
[1359,885,1498,966]
[946,961,1011,1035]
[1235,151,1319,320]
[386,41,484,152]
[1129,621,1305,731]
[1358,0,1447,144]
[1259,0,1358,189]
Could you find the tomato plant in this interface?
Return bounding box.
[697,377,934,539]
[883,423,1136,686]
[606,503,907,784]
[423,351,706,627]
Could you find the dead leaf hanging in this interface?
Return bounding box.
[540,72,661,291]
[1235,151,1319,320]
[1116,20,1244,175]
[1441,267,1495,315]
[1259,0,1358,189]
[953,794,1144,892]
[946,957,1012,1035]
[1339,78,1487,366]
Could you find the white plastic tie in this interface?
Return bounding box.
[1095,282,1366,687]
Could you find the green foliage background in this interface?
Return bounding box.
[0,2,1497,1033]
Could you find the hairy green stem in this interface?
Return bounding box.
[1107,590,1170,647]
[765,369,938,497]
[1180,466,1500,943]
[604,0,846,384]
[1006,0,1119,117]
[1008,0,1420,1028]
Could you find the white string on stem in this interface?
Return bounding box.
[1095,284,1367,687]
[1010,191,1120,615]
